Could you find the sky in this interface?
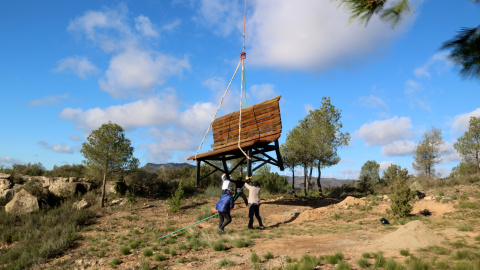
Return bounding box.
[1,0,479,180]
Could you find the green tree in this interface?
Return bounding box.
[81,122,139,207]
[454,116,480,172]
[412,127,445,178]
[381,164,408,187]
[280,143,300,191]
[303,97,350,196]
[358,160,380,194]
[336,0,480,79]
[390,167,415,217]
[284,124,315,196]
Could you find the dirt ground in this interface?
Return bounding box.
[38,185,479,270]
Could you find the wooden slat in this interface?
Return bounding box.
[187,133,281,160]
[213,113,281,139]
[189,95,282,160]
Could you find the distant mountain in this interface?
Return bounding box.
[285,176,357,188]
[143,163,194,172]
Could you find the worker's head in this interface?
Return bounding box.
[237,177,242,181]
[253,181,259,187]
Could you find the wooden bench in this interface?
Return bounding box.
[187,96,284,185]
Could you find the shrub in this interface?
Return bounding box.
[336,261,353,270]
[142,248,153,257]
[120,246,130,255]
[325,252,344,264]
[357,258,370,268]
[251,252,261,263]
[457,222,473,231]
[177,242,188,250]
[399,249,410,256]
[141,259,150,270]
[390,174,415,217]
[170,249,177,257]
[0,201,94,269]
[372,252,386,268]
[211,241,225,251]
[167,181,185,212]
[162,247,170,254]
[385,258,405,270]
[154,254,167,261]
[298,254,321,269]
[263,251,274,260]
[218,258,235,267]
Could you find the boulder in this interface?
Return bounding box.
[73,199,89,210]
[0,173,12,180]
[0,178,13,190]
[49,181,79,197]
[0,189,14,199]
[5,189,39,215]
[105,181,125,195]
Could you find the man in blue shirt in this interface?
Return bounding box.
[215,189,235,235]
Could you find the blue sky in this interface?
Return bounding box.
[1,0,479,179]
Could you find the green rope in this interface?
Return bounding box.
[157,184,248,240]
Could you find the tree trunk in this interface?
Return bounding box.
[292,168,295,191]
[101,172,106,208]
[308,166,313,188]
[317,163,323,197]
[304,166,308,197]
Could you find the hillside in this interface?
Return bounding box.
[285,176,358,188]
[143,162,194,172]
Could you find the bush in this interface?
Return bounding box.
[257,172,289,194]
[154,254,167,261]
[120,246,130,255]
[142,248,153,257]
[218,258,235,267]
[211,241,225,251]
[46,164,86,178]
[251,252,261,263]
[263,251,274,260]
[390,174,415,217]
[167,181,185,212]
[0,202,94,269]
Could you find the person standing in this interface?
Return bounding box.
[244,180,265,229]
[231,177,248,206]
[215,189,235,235]
[221,174,232,195]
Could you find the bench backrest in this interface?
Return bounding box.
[211,96,282,150]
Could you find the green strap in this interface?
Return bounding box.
[157,184,247,240]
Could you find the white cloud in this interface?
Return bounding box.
[413,51,451,79]
[196,0,243,36]
[404,79,430,111]
[134,15,159,37]
[29,94,70,107]
[304,104,314,114]
[250,84,275,101]
[99,48,190,98]
[245,0,413,71]
[162,19,181,32]
[67,4,133,52]
[55,57,100,79]
[379,161,394,171]
[451,108,480,134]
[38,141,74,154]
[67,5,190,99]
[70,134,81,141]
[180,102,216,136]
[440,141,462,163]
[0,156,24,166]
[381,140,416,156]
[359,95,389,110]
[59,93,180,131]
[355,116,413,146]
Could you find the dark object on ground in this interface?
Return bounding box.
[419,209,432,216]
[380,218,390,225]
[416,190,426,199]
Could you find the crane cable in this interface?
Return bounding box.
[237,0,249,160]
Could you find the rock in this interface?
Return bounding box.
[5,189,39,215]
[49,181,79,197]
[0,189,14,199]
[73,199,89,210]
[0,173,12,180]
[111,198,124,205]
[424,196,434,201]
[0,178,13,190]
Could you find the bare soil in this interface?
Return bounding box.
[36,185,479,270]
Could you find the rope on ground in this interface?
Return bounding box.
[157,185,248,240]
[194,58,243,160]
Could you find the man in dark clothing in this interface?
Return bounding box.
[215,189,235,235]
[231,177,248,206]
